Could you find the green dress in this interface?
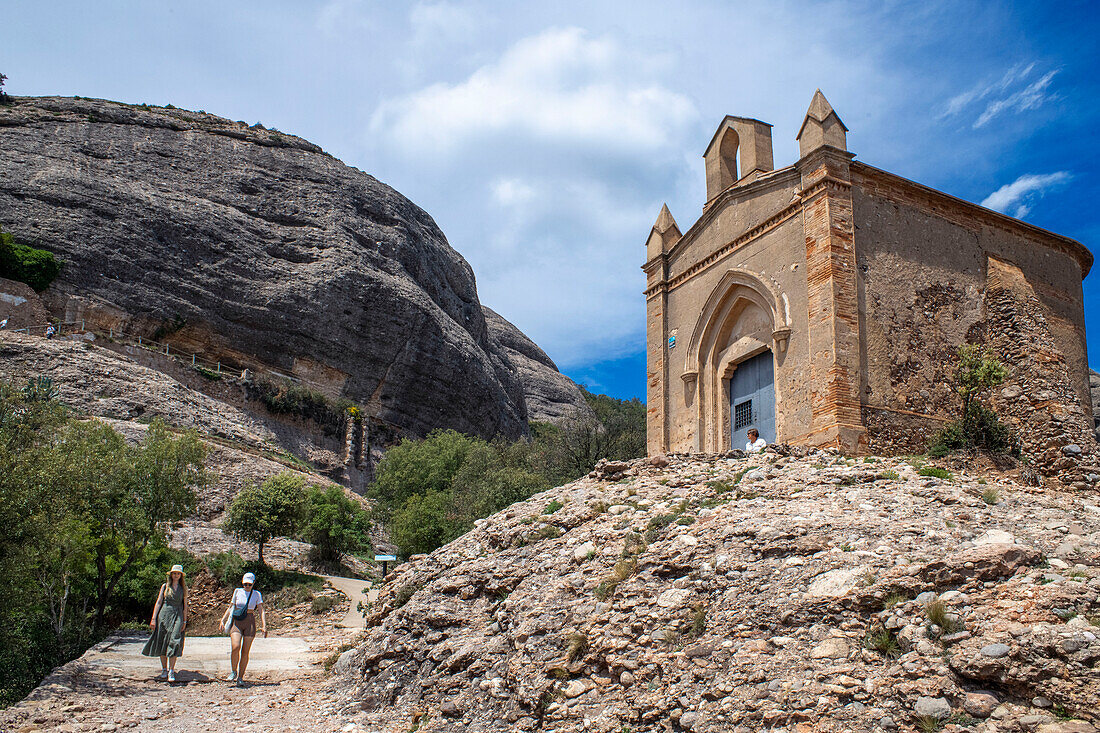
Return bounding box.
[141,583,186,658]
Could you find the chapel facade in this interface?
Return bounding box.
[644,91,1095,479]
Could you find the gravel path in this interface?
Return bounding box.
[321,576,377,628]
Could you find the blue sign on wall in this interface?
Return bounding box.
[668,335,676,349]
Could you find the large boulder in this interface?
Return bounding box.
[0,96,581,440]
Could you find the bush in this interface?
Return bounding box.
[929,345,1018,456]
[302,485,371,564]
[311,595,337,614]
[374,431,550,557]
[0,230,61,292]
[205,551,247,587]
[247,378,350,436]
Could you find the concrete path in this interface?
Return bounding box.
[322,575,376,628]
[81,635,316,677]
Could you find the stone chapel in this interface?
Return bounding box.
[644,91,1095,480]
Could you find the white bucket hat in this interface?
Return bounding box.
[242,572,256,585]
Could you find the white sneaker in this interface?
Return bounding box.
[226,671,237,682]
[158,669,169,680]
[167,671,177,683]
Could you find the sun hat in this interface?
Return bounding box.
[167,564,185,576]
[242,572,256,585]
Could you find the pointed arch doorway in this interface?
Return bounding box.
[729,350,775,448]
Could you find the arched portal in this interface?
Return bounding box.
[682,269,790,452]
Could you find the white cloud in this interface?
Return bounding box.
[315,0,372,35]
[942,63,1058,128]
[490,177,536,207]
[369,27,695,157]
[409,1,477,45]
[980,171,1071,218]
[974,70,1058,128]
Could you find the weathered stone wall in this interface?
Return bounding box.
[851,164,1095,478]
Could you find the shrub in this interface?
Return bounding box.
[864,627,901,659]
[0,230,61,292]
[311,595,337,614]
[924,599,962,634]
[981,487,1000,505]
[929,345,1018,456]
[543,500,564,514]
[918,466,952,480]
[566,632,588,662]
[247,378,349,436]
[205,551,247,587]
[1,240,52,291]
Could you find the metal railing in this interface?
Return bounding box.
[3,319,321,390]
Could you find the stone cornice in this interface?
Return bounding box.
[644,200,802,296]
[669,166,800,262]
[851,161,1094,278]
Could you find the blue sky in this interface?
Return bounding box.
[5,1,1099,400]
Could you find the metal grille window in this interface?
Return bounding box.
[734,400,753,430]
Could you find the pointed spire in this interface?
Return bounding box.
[796,89,848,157]
[654,203,678,235]
[646,203,681,259]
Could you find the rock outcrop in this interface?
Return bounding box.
[0,96,581,441]
[483,307,592,424]
[342,451,1100,733]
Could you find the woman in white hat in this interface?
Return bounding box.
[219,572,267,686]
[141,564,188,681]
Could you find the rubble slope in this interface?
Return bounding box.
[342,451,1100,733]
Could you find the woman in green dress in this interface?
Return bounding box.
[141,564,189,682]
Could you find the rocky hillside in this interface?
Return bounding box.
[0,331,342,516]
[0,96,588,439]
[338,451,1100,733]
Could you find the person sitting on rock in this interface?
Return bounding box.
[44,324,56,339]
[745,428,767,454]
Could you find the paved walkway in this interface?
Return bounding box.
[322,575,377,628]
[81,635,316,678]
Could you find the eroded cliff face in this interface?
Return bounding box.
[0,96,584,440]
[483,307,594,424]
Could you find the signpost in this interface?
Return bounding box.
[375,554,397,578]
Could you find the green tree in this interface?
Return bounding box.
[302,485,371,564]
[54,419,205,627]
[0,383,206,701]
[224,473,308,564]
[368,429,478,520]
[388,489,464,557]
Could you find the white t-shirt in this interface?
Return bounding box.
[745,437,767,453]
[233,588,263,612]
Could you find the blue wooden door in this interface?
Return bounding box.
[730,351,775,448]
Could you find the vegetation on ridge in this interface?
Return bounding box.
[0,228,62,292]
[370,389,646,557]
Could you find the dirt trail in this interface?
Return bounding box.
[321,576,377,628]
[0,575,378,732]
[0,629,366,733]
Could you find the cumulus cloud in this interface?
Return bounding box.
[369,26,695,157]
[942,63,1059,128]
[980,171,1072,218]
